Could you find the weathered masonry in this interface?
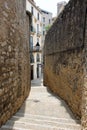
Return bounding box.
[44,0,87,129]
[0,0,31,126]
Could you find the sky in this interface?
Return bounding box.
[34,0,69,17]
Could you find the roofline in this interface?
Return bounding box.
[41,9,52,15]
[28,0,42,14]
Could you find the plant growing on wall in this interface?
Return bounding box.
[45,25,51,32]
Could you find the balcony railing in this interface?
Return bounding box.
[30,46,42,52]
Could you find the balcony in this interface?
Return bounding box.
[37,31,42,37]
[30,46,42,52]
[30,26,36,35]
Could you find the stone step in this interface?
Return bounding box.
[2,118,81,130]
[11,115,80,126]
[10,116,81,129]
[0,127,33,130]
[15,112,80,124]
[0,128,34,130]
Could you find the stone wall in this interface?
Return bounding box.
[81,9,87,130]
[0,0,31,126]
[44,0,87,119]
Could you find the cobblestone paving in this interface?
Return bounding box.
[1,76,81,130]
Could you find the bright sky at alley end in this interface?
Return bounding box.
[34,0,69,17]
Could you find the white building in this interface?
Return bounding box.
[40,10,52,67]
[57,1,67,16]
[41,9,52,48]
[26,0,42,80]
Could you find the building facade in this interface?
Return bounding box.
[57,1,67,16]
[40,10,53,68]
[41,10,52,48]
[26,0,42,80]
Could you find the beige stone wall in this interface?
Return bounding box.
[44,0,87,119]
[0,0,31,126]
[44,49,84,117]
[81,10,87,130]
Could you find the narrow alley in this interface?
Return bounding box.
[1,76,81,130]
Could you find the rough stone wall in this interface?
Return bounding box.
[81,10,87,130]
[44,0,86,119]
[0,0,31,126]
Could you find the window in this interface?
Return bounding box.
[37,13,39,20]
[43,31,45,35]
[30,53,34,63]
[31,6,33,15]
[37,38,39,43]
[30,36,33,50]
[43,24,45,30]
[36,53,40,62]
[43,17,45,22]
[49,19,51,24]
[31,25,33,32]
[37,24,39,33]
[31,25,36,33]
[36,38,40,47]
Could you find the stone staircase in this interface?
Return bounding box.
[1,77,81,130]
[1,113,81,130]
